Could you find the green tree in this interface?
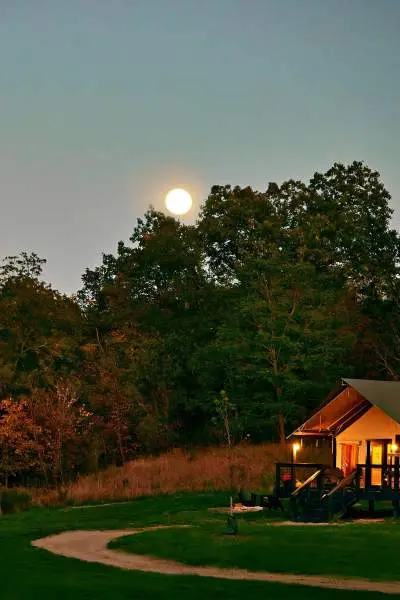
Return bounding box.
[0,253,83,397]
[79,209,226,446]
[198,164,400,299]
[305,161,400,297]
[81,330,147,466]
[372,282,400,380]
[207,256,359,442]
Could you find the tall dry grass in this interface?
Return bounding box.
[55,442,329,505]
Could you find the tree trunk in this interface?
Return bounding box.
[278,413,286,445]
[270,351,286,444]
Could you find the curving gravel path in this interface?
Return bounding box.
[32,527,400,595]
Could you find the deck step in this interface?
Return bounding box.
[290,469,359,522]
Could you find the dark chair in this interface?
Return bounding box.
[262,495,284,511]
[238,491,253,506]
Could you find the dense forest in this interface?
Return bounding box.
[1,161,400,486]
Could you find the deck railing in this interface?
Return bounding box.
[291,469,324,498]
[274,462,328,497]
[289,468,324,521]
[356,460,400,491]
[322,470,358,519]
[276,459,400,498]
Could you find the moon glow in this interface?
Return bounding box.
[165,188,193,216]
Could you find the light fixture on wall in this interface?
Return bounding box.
[292,442,301,463]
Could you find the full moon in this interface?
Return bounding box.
[165,188,193,216]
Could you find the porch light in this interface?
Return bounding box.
[292,442,301,462]
[391,443,398,453]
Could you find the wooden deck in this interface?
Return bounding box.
[275,459,400,521]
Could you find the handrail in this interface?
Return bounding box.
[291,469,323,498]
[322,470,357,499]
[277,462,326,468]
[357,463,394,468]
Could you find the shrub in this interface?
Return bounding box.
[0,488,32,514]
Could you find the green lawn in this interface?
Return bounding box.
[0,493,394,600]
[111,515,400,582]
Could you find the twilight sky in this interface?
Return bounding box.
[1,0,399,293]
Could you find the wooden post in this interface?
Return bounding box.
[332,437,337,468]
[395,457,400,492]
[317,470,323,495]
[382,441,389,488]
[366,441,371,489]
[275,463,280,496]
[355,465,361,492]
[327,492,333,521]
[290,456,295,493]
[393,455,399,517]
[368,498,375,515]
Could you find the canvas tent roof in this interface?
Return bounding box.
[343,379,400,424]
[290,379,400,438]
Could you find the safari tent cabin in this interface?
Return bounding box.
[273,379,400,520]
[290,379,400,484]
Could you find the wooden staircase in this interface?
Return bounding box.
[290,469,359,523]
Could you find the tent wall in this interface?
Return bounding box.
[336,405,400,468]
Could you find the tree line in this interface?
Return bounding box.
[1,161,399,485]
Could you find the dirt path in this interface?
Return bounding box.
[32,528,400,594]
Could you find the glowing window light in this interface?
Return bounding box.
[292,442,301,461]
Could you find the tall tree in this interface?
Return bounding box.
[198,164,400,298]
[79,209,226,445]
[0,398,41,486]
[0,253,83,397]
[203,255,360,442]
[305,161,400,297]
[373,282,400,381]
[26,382,84,484]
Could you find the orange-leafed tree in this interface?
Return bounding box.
[26,382,90,484]
[0,398,41,486]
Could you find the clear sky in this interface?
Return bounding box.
[1,0,399,293]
